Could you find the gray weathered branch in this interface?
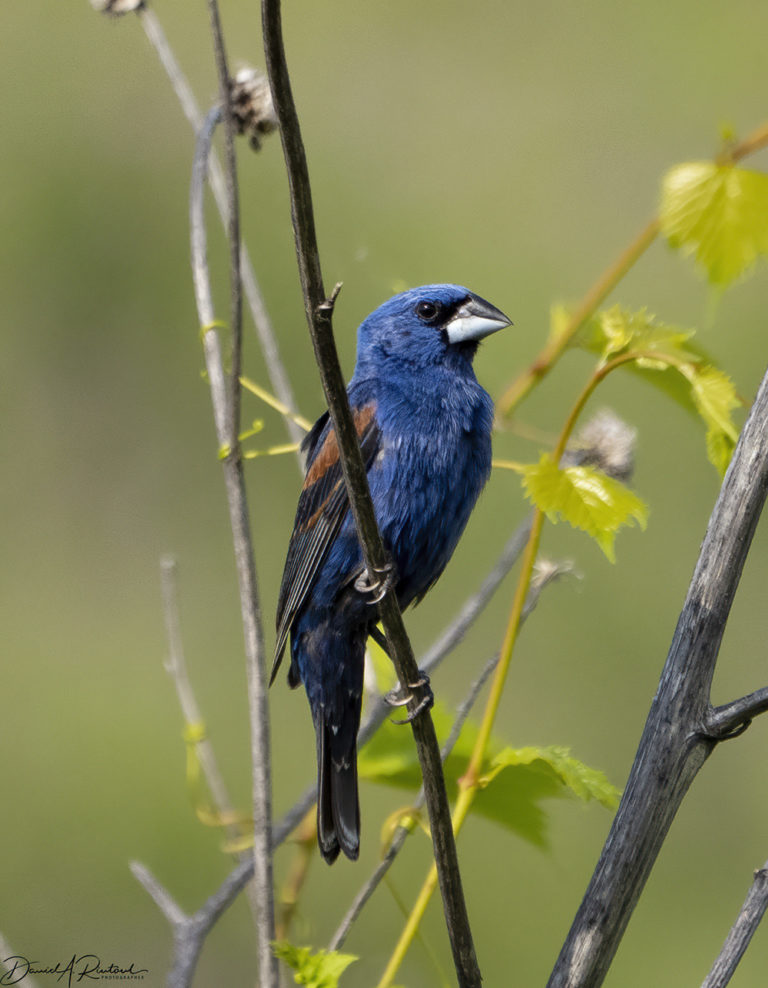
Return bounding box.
[706,686,768,738]
[548,364,768,987]
[700,859,768,988]
[701,861,768,988]
[190,99,277,987]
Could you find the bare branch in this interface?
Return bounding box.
[420,517,533,671]
[130,860,251,988]
[190,103,277,988]
[136,4,305,460]
[206,0,243,448]
[261,2,481,983]
[160,556,240,835]
[701,861,768,988]
[706,686,768,739]
[130,861,187,927]
[159,556,263,927]
[548,364,768,988]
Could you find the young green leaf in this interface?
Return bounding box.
[681,363,740,475]
[705,426,737,478]
[660,162,768,286]
[521,455,648,562]
[272,942,357,988]
[683,364,740,440]
[575,306,741,475]
[358,703,620,848]
[474,745,621,847]
[583,306,696,364]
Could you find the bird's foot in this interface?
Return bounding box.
[354,560,396,605]
[386,672,434,725]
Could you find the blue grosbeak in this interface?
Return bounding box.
[273,284,510,863]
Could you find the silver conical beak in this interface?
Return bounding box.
[445,293,512,345]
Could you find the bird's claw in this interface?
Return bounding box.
[354,560,396,605]
[386,673,434,725]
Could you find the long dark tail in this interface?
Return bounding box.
[316,720,360,864]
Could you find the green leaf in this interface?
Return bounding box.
[705,427,736,477]
[581,306,697,364]
[577,306,715,417]
[358,703,619,848]
[576,306,742,475]
[476,745,621,846]
[684,365,740,441]
[682,364,740,475]
[521,455,648,562]
[272,942,357,988]
[660,162,768,285]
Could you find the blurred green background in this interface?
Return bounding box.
[3,1,768,985]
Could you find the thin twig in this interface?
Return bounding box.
[207,0,243,449]
[159,556,261,924]
[700,860,768,988]
[261,2,481,984]
[130,861,187,927]
[136,4,305,462]
[130,859,253,988]
[706,686,768,738]
[160,556,240,836]
[190,105,277,988]
[420,517,533,670]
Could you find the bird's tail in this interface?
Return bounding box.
[316,720,360,864]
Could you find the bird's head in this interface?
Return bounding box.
[354,284,511,374]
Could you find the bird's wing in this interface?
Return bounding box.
[272,402,381,685]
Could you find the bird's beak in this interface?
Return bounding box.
[445,294,512,345]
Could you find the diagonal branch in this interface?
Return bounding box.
[548,362,768,988]
[706,686,768,739]
[261,2,480,983]
[700,859,768,988]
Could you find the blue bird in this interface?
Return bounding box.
[273,284,510,863]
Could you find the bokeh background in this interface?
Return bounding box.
[3,1,768,985]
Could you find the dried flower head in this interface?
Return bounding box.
[229,67,278,151]
[90,0,144,15]
[567,409,637,483]
[531,558,579,593]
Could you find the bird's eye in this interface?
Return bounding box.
[415,300,440,322]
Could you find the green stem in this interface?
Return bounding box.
[497,218,659,417]
[379,346,675,986]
